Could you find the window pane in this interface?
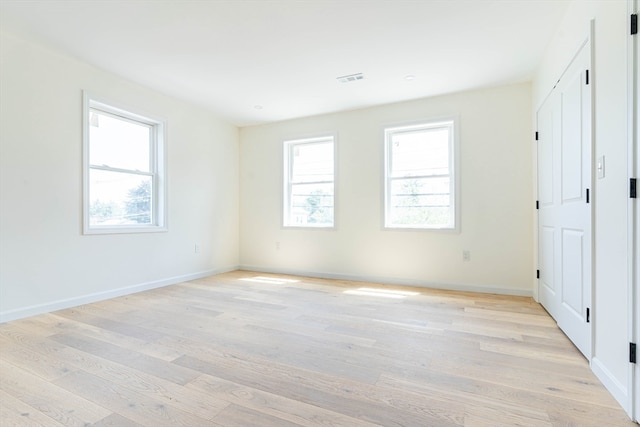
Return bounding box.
[89,169,152,226]
[389,177,451,227]
[291,142,333,183]
[390,128,449,177]
[90,109,151,172]
[289,182,334,226]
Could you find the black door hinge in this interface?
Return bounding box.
[586,188,590,203]
[585,70,589,85]
[632,14,638,35]
[631,343,637,364]
[631,178,637,199]
[536,200,539,210]
[535,131,539,141]
[536,270,540,279]
[586,307,590,323]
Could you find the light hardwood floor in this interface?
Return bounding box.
[0,270,635,426]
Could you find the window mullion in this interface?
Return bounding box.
[90,165,154,177]
[392,173,450,181]
[290,179,334,185]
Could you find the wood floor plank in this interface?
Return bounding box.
[0,270,634,426]
[51,309,185,361]
[377,372,636,427]
[0,359,110,426]
[228,324,382,383]
[213,403,304,427]
[44,341,230,420]
[478,337,584,364]
[187,373,381,427]
[310,312,593,380]
[92,303,382,384]
[214,311,377,348]
[0,326,68,358]
[49,332,199,385]
[0,389,66,427]
[174,354,464,426]
[463,305,555,326]
[429,354,617,407]
[91,413,144,427]
[54,308,167,342]
[53,370,222,427]
[0,339,76,381]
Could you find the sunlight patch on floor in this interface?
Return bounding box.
[239,276,300,285]
[344,287,419,299]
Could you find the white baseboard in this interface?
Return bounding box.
[592,356,632,415]
[531,279,540,302]
[0,266,238,324]
[238,265,533,297]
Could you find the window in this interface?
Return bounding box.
[384,119,457,230]
[283,135,335,227]
[83,93,166,234]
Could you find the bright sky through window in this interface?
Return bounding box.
[90,111,151,172]
[390,129,449,178]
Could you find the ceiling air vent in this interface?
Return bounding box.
[337,73,364,83]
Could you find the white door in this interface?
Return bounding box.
[537,40,593,358]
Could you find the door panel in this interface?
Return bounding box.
[538,99,554,207]
[540,226,556,305]
[561,75,584,202]
[561,228,584,315]
[538,93,559,317]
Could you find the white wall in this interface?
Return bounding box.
[0,32,240,321]
[533,0,632,414]
[240,83,533,295]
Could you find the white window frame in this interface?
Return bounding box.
[83,92,167,234]
[283,134,336,228]
[383,118,459,231]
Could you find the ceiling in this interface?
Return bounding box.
[0,0,570,127]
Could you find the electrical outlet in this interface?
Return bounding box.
[275,241,281,250]
[194,244,200,253]
[463,250,471,262]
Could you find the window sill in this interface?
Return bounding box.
[83,225,168,235]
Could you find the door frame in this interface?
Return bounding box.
[631,0,639,420]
